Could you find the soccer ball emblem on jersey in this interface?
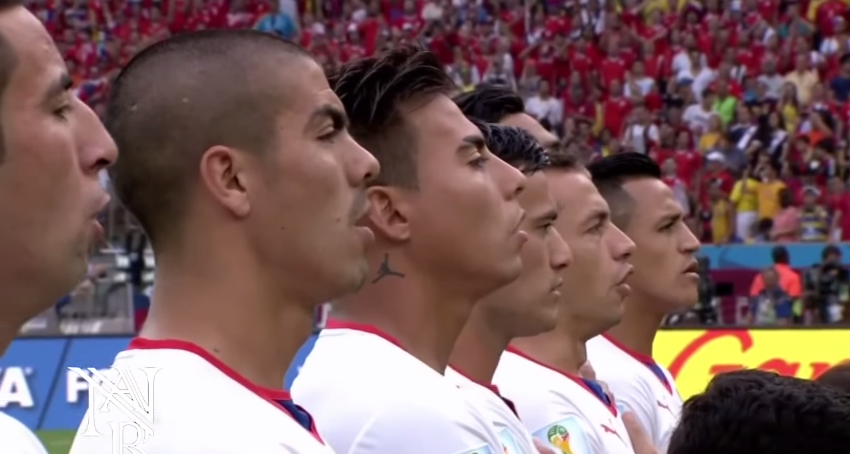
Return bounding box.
[547,425,575,454]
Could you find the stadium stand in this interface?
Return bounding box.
[25,0,850,330]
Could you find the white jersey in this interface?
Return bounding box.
[292,320,504,454]
[445,366,536,454]
[0,412,48,454]
[586,335,683,453]
[494,348,634,454]
[70,338,334,454]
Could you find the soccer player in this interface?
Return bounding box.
[448,123,571,454]
[585,153,701,453]
[0,1,117,452]
[454,85,560,152]
[292,46,526,454]
[70,30,379,454]
[494,155,637,454]
[668,370,850,454]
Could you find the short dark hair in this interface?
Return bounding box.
[453,84,525,123]
[328,45,455,188]
[0,0,25,165]
[106,30,311,245]
[473,121,548,173]
[816,363,850,394]
[668,370,850,454]
[772,245,790,264]
[823,244,842,260]
[587,153,662,229]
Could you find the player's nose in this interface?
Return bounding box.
[548,228,572,271]
[345,139,380,187]
[611,223,635,261]
[493,154,525,200]
[77,101,117,174]
[679,224,701,255]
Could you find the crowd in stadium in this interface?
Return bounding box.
[30,0,850,246]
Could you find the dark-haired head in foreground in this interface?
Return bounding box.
[816,362,850,394]
[454,84,560,152]
[329,45,527,304]
[0,0,116,352]
[107,30,378,334]
[588,153,700,313]
[464,123,571,338]
[669,370,850,454]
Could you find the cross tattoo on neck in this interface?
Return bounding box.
[372,253,405,284]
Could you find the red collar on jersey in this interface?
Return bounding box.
[601,333,673,394]
[506,346,618,417]
[128,337,325,443]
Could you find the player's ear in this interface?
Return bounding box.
[364,186,411,242]
[199,145,251,218]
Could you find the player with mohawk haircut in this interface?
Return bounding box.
[449,123,571,454]
[293,46,527,454]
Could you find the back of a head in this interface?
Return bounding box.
[817,362,850,394]
[772,245,790,264]
[474,122,548,173]
[587,153,662,229]
[106,30,310,244]
[328,45,454,187]
[453,85,525,124]
[668,370,850,454]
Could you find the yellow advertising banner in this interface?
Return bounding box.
[654,329,850,400]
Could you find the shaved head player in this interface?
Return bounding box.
[585,153,701,453]
[449,123,571,454]
[0,0,117,452]
[293,46,526,454]
[70,31,378,454]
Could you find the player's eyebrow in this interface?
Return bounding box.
[533,207,559,225]
[657,211,684,227]
[457,135,486,154]
[305,103,348,132]
[42,72,72,104]
[581,206,609,229]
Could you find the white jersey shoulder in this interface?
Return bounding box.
[0,412,49,454]
[293,328,503,454]
[586,335,683,453]
[69,346,334,454]
[494,350,634,454]
[445,367,536,454]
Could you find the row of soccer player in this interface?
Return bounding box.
[0,3,848,453]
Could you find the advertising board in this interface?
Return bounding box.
[654,329,850,400]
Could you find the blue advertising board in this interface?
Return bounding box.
[700,243,850,269]
[0,336,132,431]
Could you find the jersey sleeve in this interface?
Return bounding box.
[351,398,501,454]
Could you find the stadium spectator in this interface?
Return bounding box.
[749,245,803,299]
[748,266,794,325]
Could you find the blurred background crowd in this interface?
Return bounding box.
[22,0,850,336]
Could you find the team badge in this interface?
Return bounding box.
[533,417,591,454]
